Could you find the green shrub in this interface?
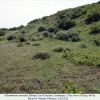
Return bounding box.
[65,81,82,94]
[57,19,76,30]
[92,37,100,46]
[7,35,16,41]
[63,51,100,67]
[38,26,46,32]
[47,27,55,33]
[0,30,5,36]
[31,36,38,41]
[19,37,26,42]
[17,34,26,42]
[53,47,63,52]
[33,52,51,60]
[89,23,100,34]
[85,11,100,24]
[38,36,44,41]
[21,30,26,34]
[48,33,53,39]
[56,30,80,42]
[43,31,48,37]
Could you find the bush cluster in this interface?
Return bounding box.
[47,27,55,33]
[89,22,100,34]
[57,19,76,30]
[92,37,100,46]
[56,30,80,42]
[38,26,46,32]
[7,35,16,41]
[63,51,100,67]
[85,11,100,24]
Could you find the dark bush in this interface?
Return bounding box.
[9,27,17,31]
[18,35,26,42]
[57,19,76,30]
[32,43,40,46]
[0,30,5,36]
[53,47,63,52]
[85,11,100,24]
[43,31,48,37]
[7,35,16,41]
[56,30,80,42]
[92,37,100,46]
[89,23,100,34]
[38,26,46,32]
[21,30,26,34]
[33,52,50,60]
[47,27,55,33]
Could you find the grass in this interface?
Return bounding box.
[0,38,100,93]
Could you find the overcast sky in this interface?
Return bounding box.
[0,0,99,28]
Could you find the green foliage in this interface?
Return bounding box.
[71,9,86,19]
[65,81,82,94]
[57,19,76,30]
[89,22,100,34]
[7,35,16,41]
[85,11,100,24]
[0,30,5,36]
[33,52,51,60]
[53,47,63,52]
[28,18,40,24]
[42,16,48,21]
[31,36,38,41]
[9,27,17,31]
[38,26,46,32]
[92,37,100,46]
[38,36,44,41]
[18,34,26,42]
[63,51,100,67]
[43,31,48,37]
[21,30,26,34]
[56,30,80,42]
[47,27,56,33]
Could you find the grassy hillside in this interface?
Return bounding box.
[0,1,100,93]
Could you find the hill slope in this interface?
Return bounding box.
[0,1,100,93]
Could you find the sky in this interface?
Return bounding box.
[0,0,99,28]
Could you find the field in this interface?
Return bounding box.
[0,38,100,93]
